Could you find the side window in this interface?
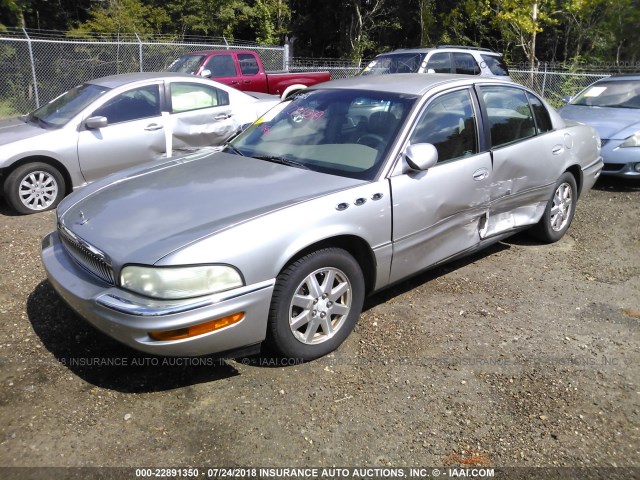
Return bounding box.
[92,85,160,124]
[453,53,481,75]
[204,54,238,78]
[170,83,230,113]
[426,53,452,73]
[481,86,536,148]
[238,53,260,75]
[409,89,478,163]
[481,54,510,76]
[527,92,553,134]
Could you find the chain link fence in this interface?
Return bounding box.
[510,68,611,108]
[0,28,285,117]
[1,29,635,118]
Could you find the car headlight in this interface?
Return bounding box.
[620,131,640,148]
[120,265,243,300]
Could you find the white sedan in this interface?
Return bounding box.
[0,73,281,213]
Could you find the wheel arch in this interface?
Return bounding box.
[278,235,377,296]
[3,155,73,195]
[564,164,583,198]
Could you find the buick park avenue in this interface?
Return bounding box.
[41,74,603,362]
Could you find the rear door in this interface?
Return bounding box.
[389,87,492,283]
[168,81,239,149]
[237,52,268,92]
[478,85,564,237]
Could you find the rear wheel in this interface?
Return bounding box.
[530,172,577,243]
[267,248,365,361]
[4,162,65,214]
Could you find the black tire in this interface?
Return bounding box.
[4,162,66,214]
[530,172,577,243]
[267,248,365,361]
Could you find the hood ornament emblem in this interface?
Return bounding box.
[77,210,89,226]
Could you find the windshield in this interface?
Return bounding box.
[27,83,110,129]
[360,53,426,76]
[166,54,205,74]
[227,88,416,180]
[571,79,640,109]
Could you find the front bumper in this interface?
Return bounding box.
[600,141,640,178]
[41,231,274,356]
[581,156,604,193]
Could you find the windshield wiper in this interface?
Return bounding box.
[224,144,246,156]
[253,155,310,170]
[25,114,54,129]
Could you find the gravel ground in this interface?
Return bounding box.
[0,177,638,479]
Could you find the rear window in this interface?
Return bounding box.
[453,52,481,75]
[481,54,510,76]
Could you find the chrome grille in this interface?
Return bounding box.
[59,226,115,285]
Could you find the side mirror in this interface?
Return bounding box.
[85,116,108,129]
[426,68,437,74]
[562,95,572,104]
[404,143,438,171]
[200,69,212,78]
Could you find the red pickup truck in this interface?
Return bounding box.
[167,50,330,97]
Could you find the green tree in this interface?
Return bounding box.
[165,0,252,39]
[68,0,170,37]
[250,0,291,45]
[0,0,25,27]
[482,0,558,63]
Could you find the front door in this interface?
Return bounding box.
[389,87,492,284]
[77,83,166,184]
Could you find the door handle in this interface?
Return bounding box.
[473,168,489,181]
[144,124,163,131]
[214,114,232,121]
[552,145,564,155]
[230,81,239,85]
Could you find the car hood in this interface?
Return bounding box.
[559,105,640,139]
[0,117,48,144]
[58,151,365,266]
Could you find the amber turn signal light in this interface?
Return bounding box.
[149,312,244,341]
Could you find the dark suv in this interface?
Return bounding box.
[360,45,511,79]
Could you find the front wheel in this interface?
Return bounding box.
[530,172,577,243]
[267,248,365,361]
[4,162,66,214]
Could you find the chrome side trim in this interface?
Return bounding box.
[582,156,604,172]
[96,279,275,317]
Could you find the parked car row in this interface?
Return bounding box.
[41,74,603,362]
[0,73,281,214]
[0,45,628,364]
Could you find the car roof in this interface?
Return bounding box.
[380,46,502,56]
[596,74,640,82]
[309,73,513,97]
[85,72,212,89]
[181,50,257,56]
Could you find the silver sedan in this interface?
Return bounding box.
[0,73,280,214]
[41,74,603,362]
[559,74,640,178]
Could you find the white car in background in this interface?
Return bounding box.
[0,73,281,214]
